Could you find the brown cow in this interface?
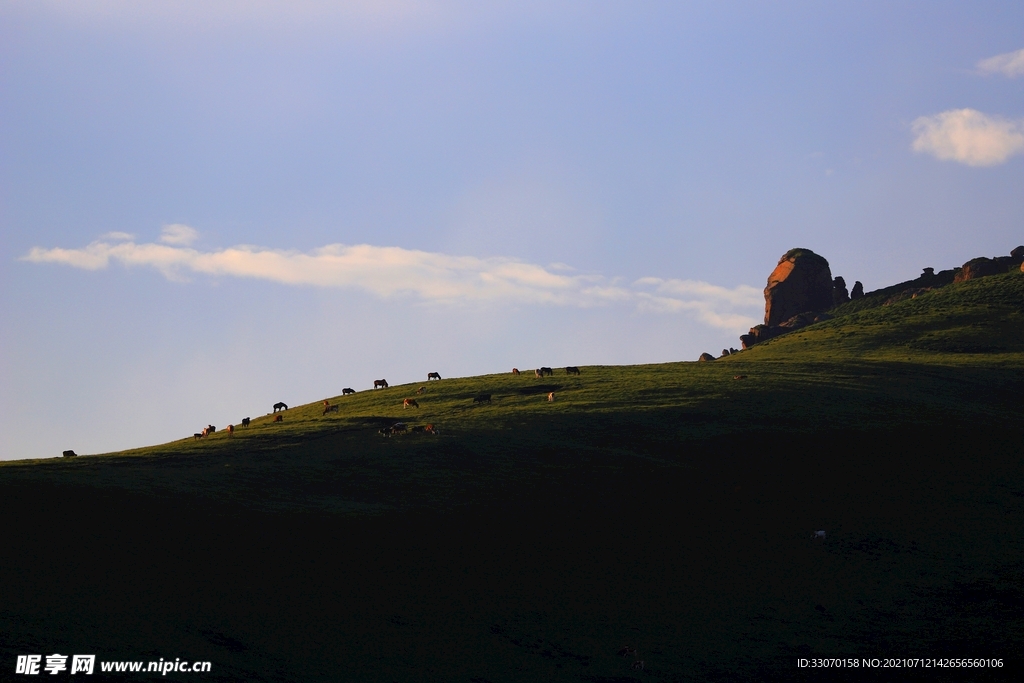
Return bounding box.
[512,368,520,376]
[548,392,555,402]
[227,424,234,436]
[274,414,283,423]
[424,423,437,434]
[323,404,339,415]
[403,398,419,409]
[416,386,426,394]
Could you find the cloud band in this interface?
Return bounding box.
[22,238,761,330]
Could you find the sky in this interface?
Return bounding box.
[1,1,1022,460]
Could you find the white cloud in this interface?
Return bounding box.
[100,231,135,241]
[159,224,199,246]
[911,109,1024,167]
[21,238,760,330]
[977,48,1024,78]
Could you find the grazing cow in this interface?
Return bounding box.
[403,398,419,409]
[62,450,77,457]
[273,402,288,412]
[416,386,426,394]
[391,422,407,434]
[227,424,234,436]
[342,387,355,395]
[427,372,441,381]
[411,425,425,433]
[193,433,203,441]
[323,404,339,415]
[547,392,555,402]
[273,414,283,423]
[473,394,491,403]
[540,367,553,376]
[733,375,748,380]
[241,417,250,427]
[812,530,826,540]
[424,423,437,434]
[565,366,580,375]
[535,369,543,378]
[374,379,389,389]
[631,661,645,671]
[512,368,520,376]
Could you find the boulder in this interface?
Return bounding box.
[698,352,716,362]
[832,276,850,306]
[1011,246,1024,262]
[954,257,1015,283]
[764,249,834,326]
[850,281,864,299]
[721,349,731,357]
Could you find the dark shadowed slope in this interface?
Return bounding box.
[2,272,1023,681]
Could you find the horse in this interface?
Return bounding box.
[342,387,355,395]
[241,417,250,427]
[403,398,419,409]
[565,366,580,375]
[273,402,288,412]
[416,386,426,394]
[374,379,389,389]
[540,367,553,376]
[273,414,283,423]
[427,372,441,381]
[62,450,77,457]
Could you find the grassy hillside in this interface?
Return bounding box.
[2,272,1023,681]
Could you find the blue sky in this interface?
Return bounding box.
[2,1,1022,459]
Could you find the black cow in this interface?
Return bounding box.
[273,402,288,412]
[473,394,491,403]
[565,366,580,375]
[342,388,355,395]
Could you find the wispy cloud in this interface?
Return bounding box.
[159,224,199,246]
[99,231,135,241]
[22,236,760,330]
[911,109,1024,166]
[977,48,1024,78]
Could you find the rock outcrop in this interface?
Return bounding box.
[850,281,864,299]
[953,248,1024,283]
[832,276,850,306]
[698,352,716,362]
[763,249,834,327]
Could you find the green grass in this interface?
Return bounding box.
[2,271,1023,681]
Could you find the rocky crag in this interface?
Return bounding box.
[717,245,1024,355]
